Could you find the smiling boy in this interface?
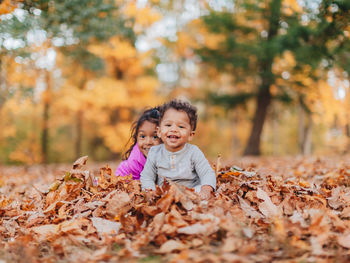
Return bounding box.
[140,99,216,199]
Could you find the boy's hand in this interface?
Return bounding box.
[199,185,213,200]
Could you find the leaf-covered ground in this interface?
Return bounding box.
[1,156,350,262]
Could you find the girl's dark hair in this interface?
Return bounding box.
[122,107,160,160]
[159,99,198,131]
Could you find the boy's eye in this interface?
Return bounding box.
[179,126,184,129]
[165,124,171,127]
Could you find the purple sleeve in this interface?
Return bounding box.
[115,160,131,178]
[115,144,146,180]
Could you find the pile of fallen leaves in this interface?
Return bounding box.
[1,156,350,262]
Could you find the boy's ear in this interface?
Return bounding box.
[156,126,161,138]
[188,130,195,141]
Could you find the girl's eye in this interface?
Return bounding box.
[139,135,145,138]
[153,136,158,139]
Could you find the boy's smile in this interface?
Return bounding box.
[157,108,195,152]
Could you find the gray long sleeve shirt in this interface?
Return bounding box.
[140,143,216,192]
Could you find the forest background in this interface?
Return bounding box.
[1,0,350,165]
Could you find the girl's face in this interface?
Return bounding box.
[137,120,161,157]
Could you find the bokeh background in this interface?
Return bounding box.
[0,0,350,165]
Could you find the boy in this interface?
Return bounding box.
[140,99,216,199]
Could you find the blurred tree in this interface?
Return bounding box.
[0,54,41,164]
[0,0,16,15]
[0,4,33,111]
[18,0,135,161]
[195,0,350,155]
[323,1,350,151]
[0,1,162,164]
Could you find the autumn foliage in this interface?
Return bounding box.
[1,0,350,163]
[1,156,350,262]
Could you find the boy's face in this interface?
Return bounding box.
[137,120,161,157]
[157,108,195,152]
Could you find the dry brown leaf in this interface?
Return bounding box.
[105,191,131,216]
[177,222,218,236]
[221,236,243,252]
[156,190,174,212]
[91,217,121,237]
[31,224,59,241]
[337,233,350,249]
[72,156,89,169]
[256,187,280,218]
[158,240,187,253]
[59,219,87,235]
[238,196,263,219]
[3,156,350,262]
[166,205,189,227]
[327,186,343,209]
[341,207,350,218]
[149,212,165,237]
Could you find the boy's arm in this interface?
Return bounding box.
[140,149,157,191]
[192,146,216,191]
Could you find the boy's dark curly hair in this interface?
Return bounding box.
[159,99,198,131]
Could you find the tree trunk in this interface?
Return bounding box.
[231,111,239,158]
[75,77,87,159]
[41,70,51,163]
[272,106,279,155]
[0,58,3,108]
[75,110,83,159]
[298,105,312,155]
[0,58,7,111]
[242,0,281,156]
[303,116,312,155]
[298,103,305,152]
[243,87,272,155]
[298,101,313,155]
[345,123,350,153]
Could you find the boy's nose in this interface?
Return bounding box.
[170,124,178,131]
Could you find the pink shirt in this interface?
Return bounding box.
[115,144,146,180]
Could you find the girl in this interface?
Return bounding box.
[115,107,161,180]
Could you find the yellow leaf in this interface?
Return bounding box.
[124,3,162,27]
[299,181,310,188]
[2,126,16,138]
[0,0,17,15]
[204,33,226,50]
[176,32,199,56]
[49,181,61,192]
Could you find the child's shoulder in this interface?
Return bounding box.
[148,144,164,155]
[187,143,202,152]
[186,144,206,159]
